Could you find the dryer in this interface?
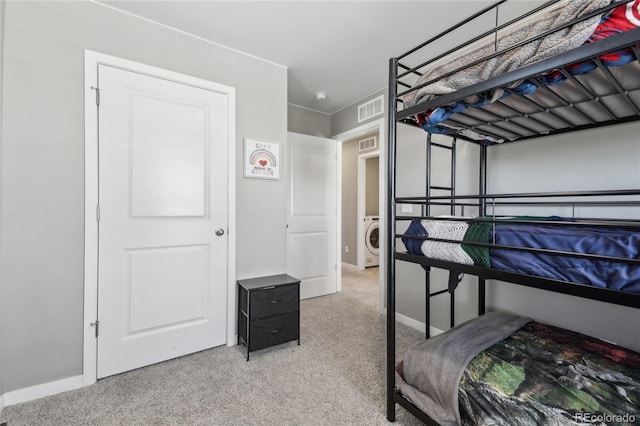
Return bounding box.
[363,216,379,267]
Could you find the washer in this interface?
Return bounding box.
[364,216,380,267]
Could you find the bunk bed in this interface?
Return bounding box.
[387,0,640,424]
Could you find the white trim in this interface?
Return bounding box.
[83,50,237,384]
[90,1,286,70]
[1,0,7,415]
[2,375,84,407]
[225,81,238,350]
[341,262,359,272]
[83,51,99,386]
[332,117,386,314]
[336,141,343,293]
[390,310,444,337]
[357,149,380,270]
[287,102,331,116]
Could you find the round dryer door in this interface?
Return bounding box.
[366,221,379,255]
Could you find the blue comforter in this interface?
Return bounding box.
[491,222,640,293]
[402,217,640,294]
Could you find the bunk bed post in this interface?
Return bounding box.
[425,133,433,339]
[425,270,431,339]
[478,144,487,315]
[388,2,640,423]
[386,57,398,423]
[451,137,457,216]
[450,137,457,328]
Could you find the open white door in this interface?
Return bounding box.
[286,132,338,299]
[96,64,230,378]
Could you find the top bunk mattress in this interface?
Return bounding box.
[401,216,640,295]
[400,0,640,143]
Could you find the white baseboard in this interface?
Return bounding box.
[396,312,443,336]
[0,393,4,418]
[387,309,444,337]
[340,262,359,272]
[3,375,84,407]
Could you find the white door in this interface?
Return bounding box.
[286,132,338,299]
[97,65,229,378]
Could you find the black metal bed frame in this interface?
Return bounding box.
[386,1,640,424]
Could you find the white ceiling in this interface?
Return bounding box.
[96,1,503,114]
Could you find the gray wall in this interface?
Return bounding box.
[365,156,379,216]
[0,1,287,394]
[395,121,640,352]
[331,88,386,137]
[484,123,640,352]
[288,104,331,138]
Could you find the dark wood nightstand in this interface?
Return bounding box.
[237,274,301,360]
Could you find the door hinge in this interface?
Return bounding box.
[90,320,100,338]
[96,205,100,222]
[91,86,100,105]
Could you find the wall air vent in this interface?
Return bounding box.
[359,136,377,152]
[357,95,384,123]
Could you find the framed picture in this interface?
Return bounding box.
[244,138,280,180]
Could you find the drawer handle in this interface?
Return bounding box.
[269,299,283,304]
[268,328,283,334]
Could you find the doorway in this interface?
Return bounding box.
[286,132,338,300]
[83,51,236,384]
[334,118,386,312]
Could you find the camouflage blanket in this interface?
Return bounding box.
[459,322,640,425]
[399,312,531,425]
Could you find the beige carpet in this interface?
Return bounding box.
[3,267,424,425]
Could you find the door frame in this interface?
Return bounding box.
[357,150,380,270]
[286,132,339,297]
[83,50,236,385]
[333,117,386,313]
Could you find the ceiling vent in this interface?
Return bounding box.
[359,136,377,152]
[358,95,384,123]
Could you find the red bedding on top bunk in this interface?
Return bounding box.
[407,0,640,143]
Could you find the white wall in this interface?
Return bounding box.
[395,120,640,352]
[394,125,481,330]
[0,0,287,395]
[484,122,640,351]
[288,104,331,138]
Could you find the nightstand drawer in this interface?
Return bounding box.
[237,274,301,360]
[249,312,299,351]
[250,284,298,319]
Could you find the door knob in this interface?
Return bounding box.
[215,228,225,236]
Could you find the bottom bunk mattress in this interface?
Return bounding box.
[396,312,640,426]
[401,217,640,294]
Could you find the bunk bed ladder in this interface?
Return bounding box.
[424,136,488,339]
[424,134,462,336]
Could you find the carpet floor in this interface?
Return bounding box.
[3,267,425,425]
